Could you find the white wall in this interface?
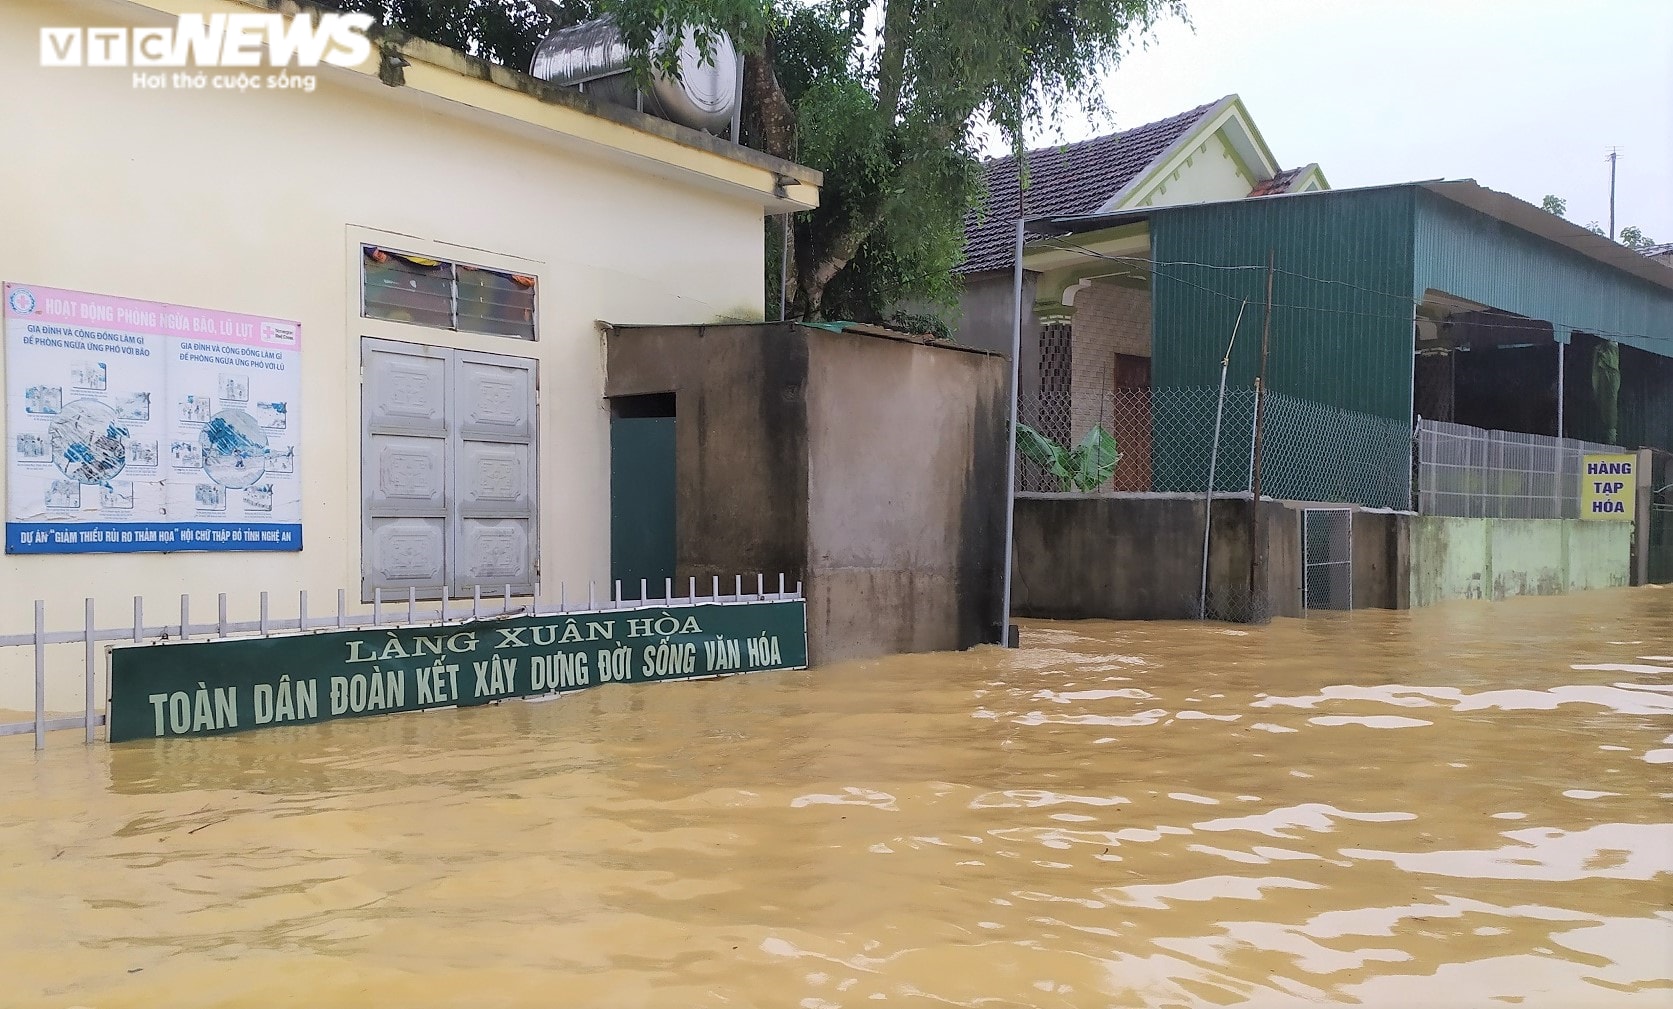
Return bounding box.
[1134,130,1257,209]
[0,0,768,713]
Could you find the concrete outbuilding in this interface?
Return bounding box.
[603,322,1009,662]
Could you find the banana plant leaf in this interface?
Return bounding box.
[1016,422,1072,481]
[1067,426,1121,492]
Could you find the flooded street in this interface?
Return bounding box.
[3,589,1671,1008]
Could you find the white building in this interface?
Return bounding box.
[0,0,820,712]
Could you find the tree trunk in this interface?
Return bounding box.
[741,44,795,162]
[795,201,888,319]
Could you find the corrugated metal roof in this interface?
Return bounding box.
[1030,180,1673,295]
[957,97,1229,275]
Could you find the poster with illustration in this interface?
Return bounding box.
[5,283,301,553]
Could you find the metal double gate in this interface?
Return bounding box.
[1301,507,1353,611]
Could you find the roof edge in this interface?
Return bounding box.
[1094,94,1239,213]
[127,0,822,189]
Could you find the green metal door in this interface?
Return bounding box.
[610,413,676,596]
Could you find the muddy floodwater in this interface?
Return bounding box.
[3,590,1671,1008]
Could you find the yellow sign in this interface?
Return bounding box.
[1580,453,1636,521]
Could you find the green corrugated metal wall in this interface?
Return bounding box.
[1150,186,1418,416]
[1412,189,1673,450]
[1147,188,1418,508]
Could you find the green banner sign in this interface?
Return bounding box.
[108,600,808,742]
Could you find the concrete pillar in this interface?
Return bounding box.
[1633,447,1653,586]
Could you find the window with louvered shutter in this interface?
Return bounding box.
[361,246,537,340]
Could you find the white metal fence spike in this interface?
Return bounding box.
[407,586,416,624]
[261,591,271,636]
[133,596,142,644]
[218,593,228,638]
[472,584,481,620]
[374,587,382,625]
[640,578,648,604]
[504,584,511,612]
[180,594,190,641]
[337,588,346,628]
[441,585,450,623]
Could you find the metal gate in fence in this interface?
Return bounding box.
[1301,508,1353,611]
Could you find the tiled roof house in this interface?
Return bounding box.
[958,94,1325,280]
[947,95,1325,491]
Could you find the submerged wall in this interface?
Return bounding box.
[1408,517,1632,606]
[1012,496,1631,620]
[1011,494,1302,622]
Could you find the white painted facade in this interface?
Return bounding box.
[0,0,818,713]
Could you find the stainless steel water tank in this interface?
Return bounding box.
[531,17,742,137]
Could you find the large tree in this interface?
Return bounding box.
[323,0,1183,325]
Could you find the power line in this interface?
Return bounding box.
[1032,239,1673,348]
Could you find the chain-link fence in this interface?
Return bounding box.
[1016,387,1413,510]
[1414,418,1627,519]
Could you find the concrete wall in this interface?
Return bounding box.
[604,325,811,582]
[0,0,797,712]
[1351,510,1410,610]
[1408,517,1631,606]
[1012,498,1629,620]
[1011,494,1301,622]
[607,324,1007,663]
[951,273,1038,413]
[806,331,1008,660]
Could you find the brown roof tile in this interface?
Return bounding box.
[958,97,1227,275]
[1247,166,1305,197]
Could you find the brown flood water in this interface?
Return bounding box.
[3,589,1671,1008]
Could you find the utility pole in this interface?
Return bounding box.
[1247,250,1274,620]
[1607,147,1621,242]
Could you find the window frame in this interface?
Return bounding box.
[359,244,540,341]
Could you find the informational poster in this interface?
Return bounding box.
[5,282,301,553]
[1580,453,1636,521]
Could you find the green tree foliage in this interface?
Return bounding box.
[1619,225,1656,251]
[1542,193,1656,251]
[322,0,1182,326]
[314,0,590,68]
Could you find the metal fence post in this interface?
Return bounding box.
[33,600,46,751]
[84,598,96,745]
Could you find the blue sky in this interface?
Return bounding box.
[987,0,1673,242]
